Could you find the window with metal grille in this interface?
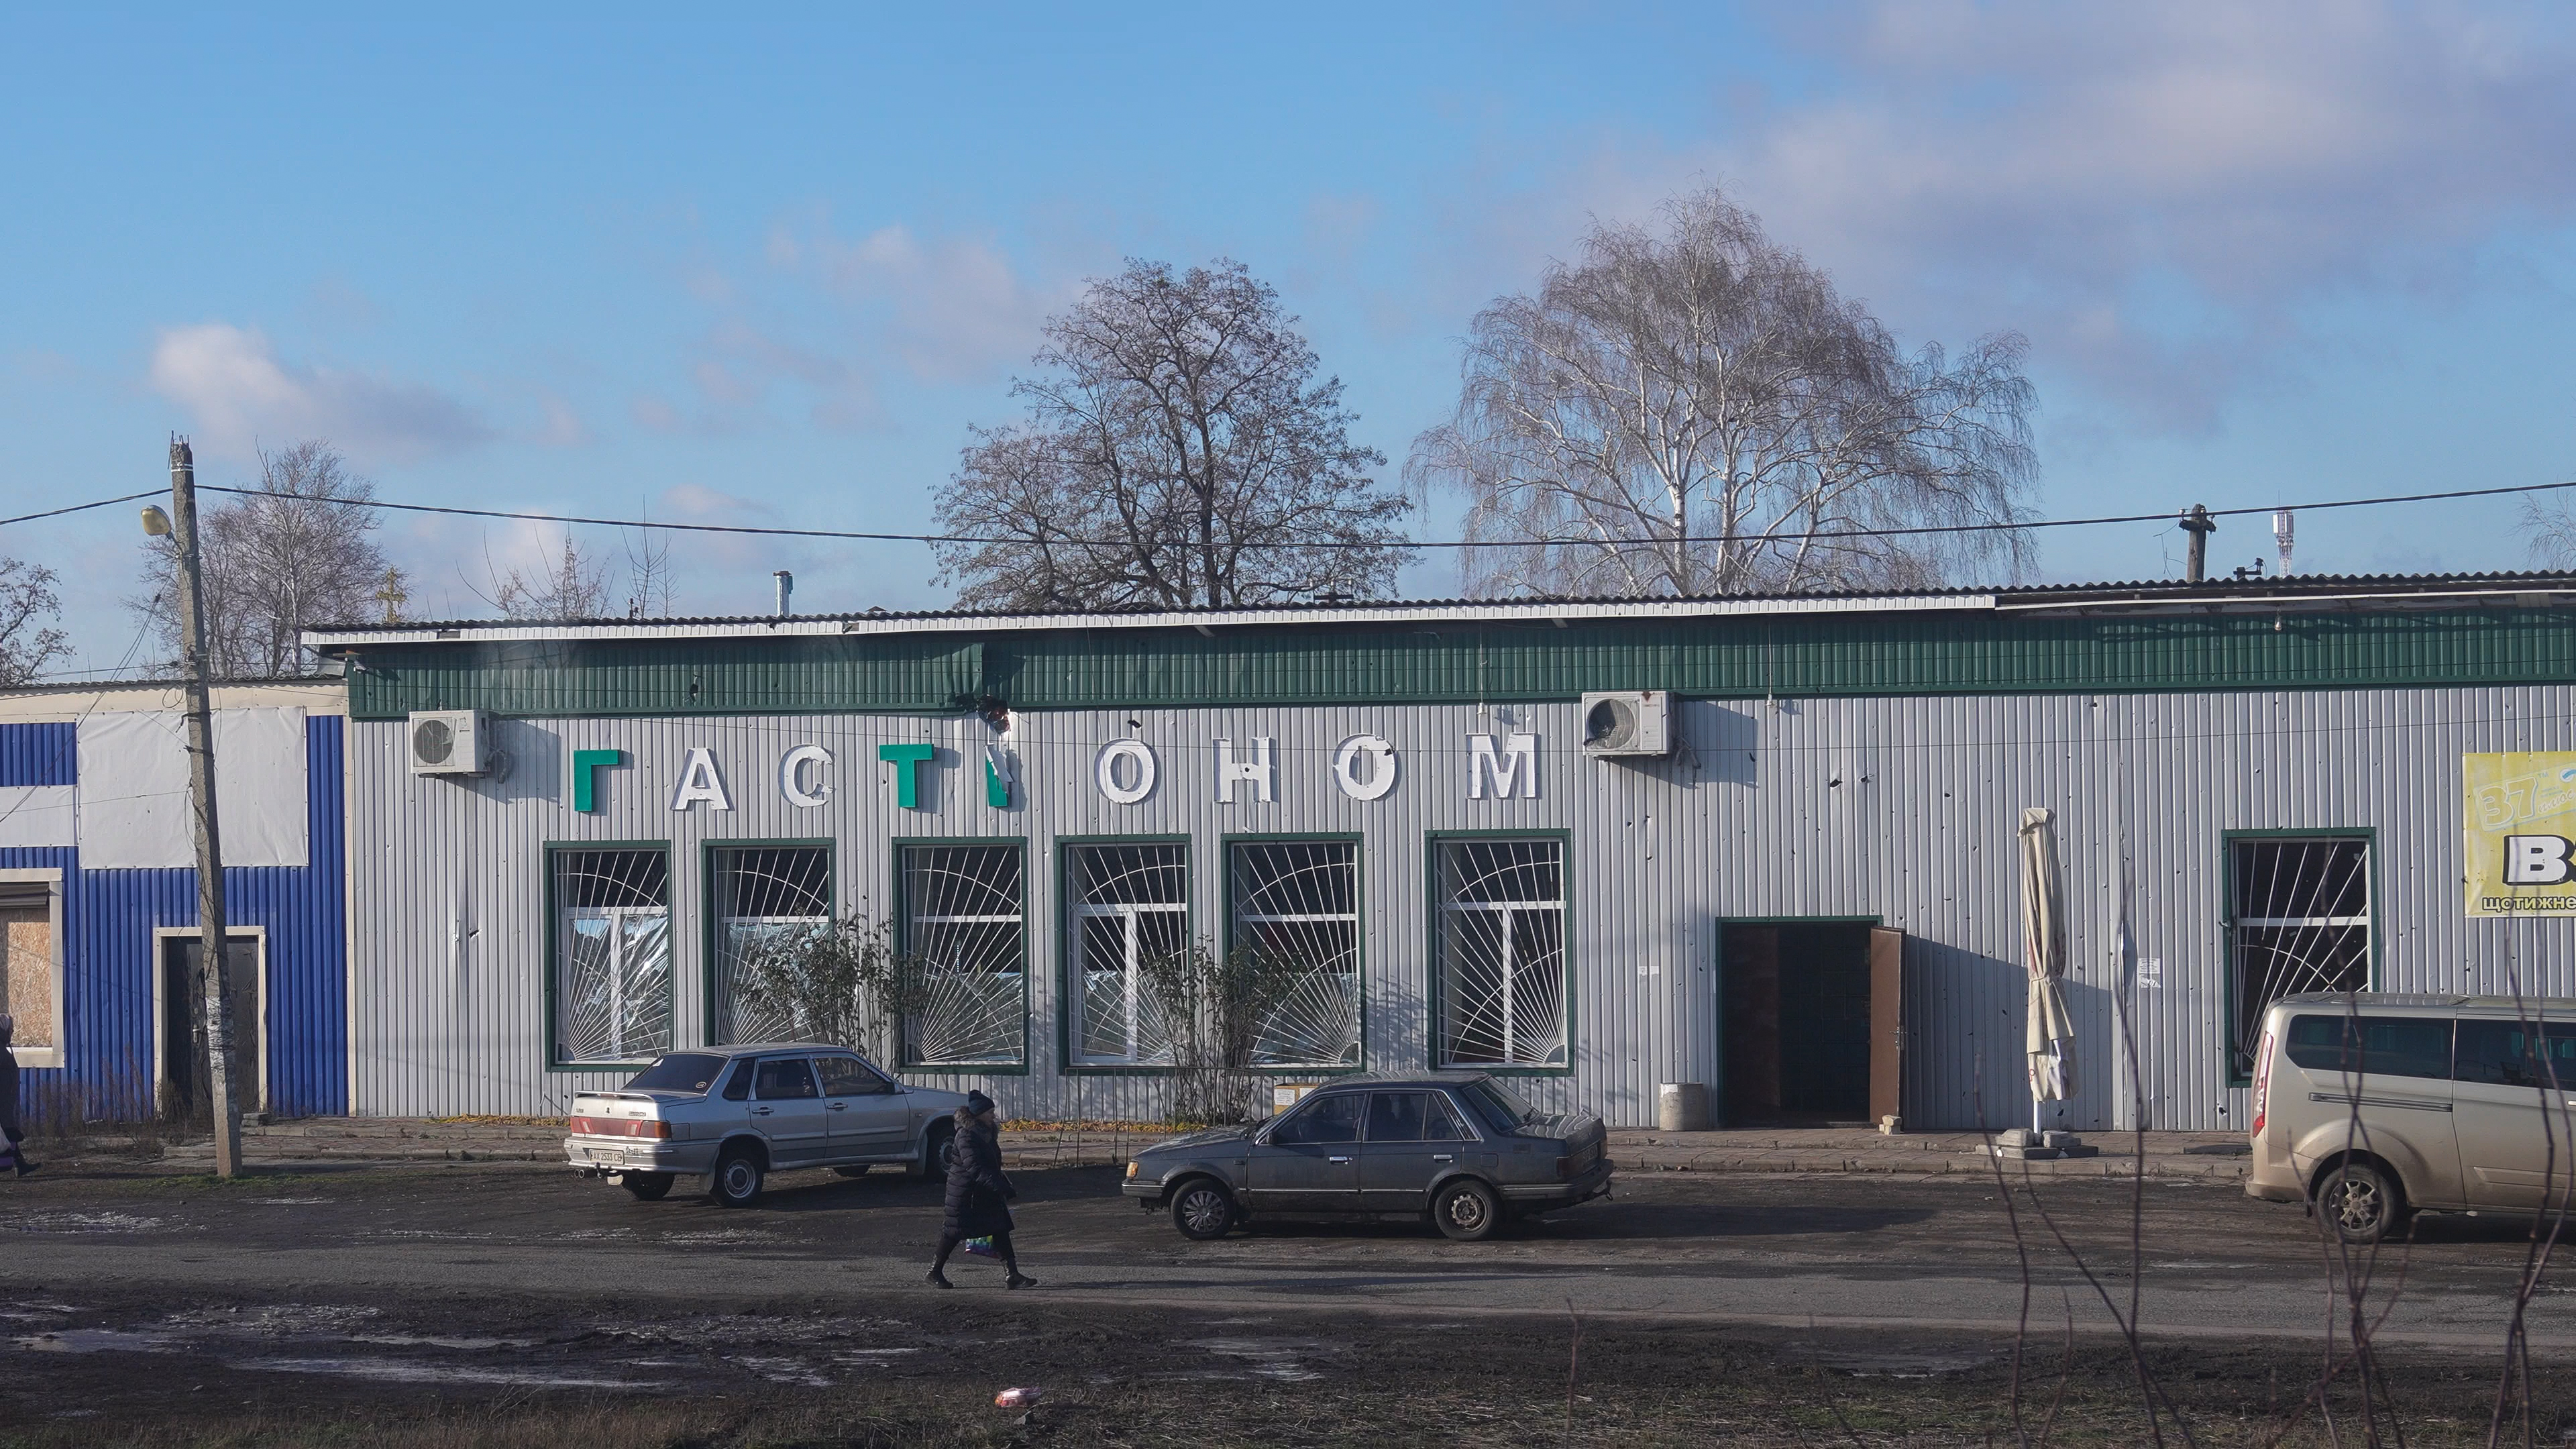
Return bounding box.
[1066,843,1187,1066]
[710,845,831,1044]
[553,848,672,1066]
[1435,838,1568,1069]
[2229,835,2371,1081]
[900,844,1026,1067]
[1228,840,1361,1067]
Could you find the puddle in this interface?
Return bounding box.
[368,1230,496,1241]
[1801,1348,1996,1379]
[1199,1338,1326,1382]
[13,1329,179,1354]
[162,1303,384,1336]
[732,1354,830,1386]
[832,1347,923,1366]
[233,1356,643,1389]
[9,1213,176,1234]
[251,1197,333,1205]
[665,1229,782,1245]
[350,1333,535,1351]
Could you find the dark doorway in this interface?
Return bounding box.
[1722,922,1900,1127]
[160,932,262,1123]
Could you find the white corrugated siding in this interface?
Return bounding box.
[347,686,2576,1128]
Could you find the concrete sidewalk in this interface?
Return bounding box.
[123,1116,2253,1182]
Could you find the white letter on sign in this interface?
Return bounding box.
[780,744,833,808]
[1212,737,1275,804]
[1095,739,1158,805]
[2505,835,2575,884]
[1466,733,1538,799]
[669,747,735,812]
[1332,735,1398,801]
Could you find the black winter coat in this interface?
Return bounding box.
[0,1040,19,1139]
[941,1110,1014,1238]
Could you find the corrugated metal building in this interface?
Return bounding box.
[308,574,2576,1130]
[0,681,348,1124]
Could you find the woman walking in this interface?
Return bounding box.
[0,1015,34,1177]
[928,1089,1033,1289]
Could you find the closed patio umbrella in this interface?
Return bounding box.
[2019,807,2076,1132]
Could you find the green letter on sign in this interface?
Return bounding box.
[878,742,935,808]
[572,749,627,812]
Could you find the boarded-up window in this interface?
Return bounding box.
[553,849,672,1065]
[1,885,55,1051]
[2230,836,2371,1081]
[1436,839,1567,1069]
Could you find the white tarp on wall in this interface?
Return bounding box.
[77,707,308,869]
[0,786,76,848]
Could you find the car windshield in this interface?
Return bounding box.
[1460,1079,1544,1134]
[623,1052,726,1095]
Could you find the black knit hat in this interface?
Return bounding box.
[965,1089,996,1116]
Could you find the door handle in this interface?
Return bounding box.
[1433,1155,1454,1163]
[752,1106,773,1116]
[828,1103,847,1112]
[1328,1156,1352,1164]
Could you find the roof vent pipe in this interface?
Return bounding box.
[773,570,794,616]
[2178,505,2217,583]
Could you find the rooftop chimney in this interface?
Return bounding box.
[2178,504,2217,583]
[772,570,794,617]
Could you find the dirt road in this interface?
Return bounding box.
[1,1158,2567,1444]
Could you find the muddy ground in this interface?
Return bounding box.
[1,1157,2569,1444]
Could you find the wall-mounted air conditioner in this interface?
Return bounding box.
[407,710,490,776]
[1580,691,1671,757]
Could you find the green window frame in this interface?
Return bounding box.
[702,841,835,1046]
[894,839,1030,1072]
[545,841,676,1072]
[1223,835,1365,1071]
[1057,837,1190,1073]
[1428,831,1574,1075]
[2222,828,2377,1085]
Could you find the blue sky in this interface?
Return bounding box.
[5,3,2576,673]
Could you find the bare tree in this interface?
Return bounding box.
[2519,494,2576,568]
[490,535,611,621]
[1408,190,2039,598]
[620,529,676,619]
[0,558,71,685]
[130,440,403,676]
[932,258,1414,610]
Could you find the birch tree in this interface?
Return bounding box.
[132,440,402,676]
[933,258,1414,610]
[1408,191,2039,597]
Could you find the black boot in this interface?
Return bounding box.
[1006,1271,1038,1289]
[926,1267,953,1289]
[10,1157,32,1178]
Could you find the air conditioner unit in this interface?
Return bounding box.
[1580,691,1671,757]
[407,709,490,776]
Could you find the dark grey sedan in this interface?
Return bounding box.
[1120,1074,1613,1242]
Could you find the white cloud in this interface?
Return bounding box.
[1716,0,2576,421]
[782,219,1059,383]
[147,323,491,460]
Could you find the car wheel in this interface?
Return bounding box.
[710,1146,765,1209]
[913,1120,955,1180]
[832,1165,871,1179]
[1432,1179,1501,1242]
[1170,1179,1238,1241]
[2318,1160,2404,1244]
[619,1171,674,1201]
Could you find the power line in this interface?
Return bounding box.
[8,477,2573,551]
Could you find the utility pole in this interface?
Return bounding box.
[166,438,244,1177]
[2178,504,2217,584]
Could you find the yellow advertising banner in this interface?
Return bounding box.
[2463,752,2576,916]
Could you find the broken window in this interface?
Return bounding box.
[1436,838,1568,1069]
[710,846,832,1044]
[899,844,1026,1067]
[1228,841,1361,1067]
[553,848,672,1066]
[2229,835,2371,1081]
[1067,843,1187,1067]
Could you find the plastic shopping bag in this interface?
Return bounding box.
[962,1236,1000,1259]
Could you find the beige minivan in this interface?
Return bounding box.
[2247,991,2576,1242]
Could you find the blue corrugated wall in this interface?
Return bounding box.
[0,721,77,786]
[2,714,345,1123]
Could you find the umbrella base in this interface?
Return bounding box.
[1990,1128,2099,1161]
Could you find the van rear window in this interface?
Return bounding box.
[2283,1016,2451,1081]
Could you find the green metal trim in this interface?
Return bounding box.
[347,608,2576,720]
[542,839,676,1075]
[1220,832,1369,1075]
[1053,834,1191,1077]
[1711,915,1885,1129]
[2220,826,2381,1088]
[890,836,1032,1076]
[698,838,836,1051]
[1424,828,1577,1078]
